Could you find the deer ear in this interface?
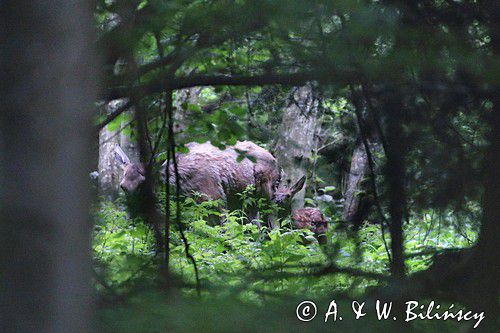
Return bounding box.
[114,144,131,166]
[290,175,306,196]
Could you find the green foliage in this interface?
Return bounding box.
[94,197,476,332]
[93,0,497,330]
[93,202,157,295]
[93,196,476,298]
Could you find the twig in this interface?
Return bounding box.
[350,86,392,264]
[155,32,172,273]
[166,88,201,296]
[96,99,132,132]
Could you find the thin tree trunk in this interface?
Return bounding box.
[119,112,140,163]
[98,100,125,199]
[98,99,139,199]
[0,1,96,332]
[173,87,202,137]
[384,96,407,280]
[274,85,319,209]
[343,141,369,225]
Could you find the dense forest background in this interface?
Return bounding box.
[1,0,499,332]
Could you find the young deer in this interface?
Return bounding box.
[292,208,329,244]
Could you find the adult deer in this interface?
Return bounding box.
[114,141,306,227]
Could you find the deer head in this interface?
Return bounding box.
[114,144,145,193]
[272,175,306,204]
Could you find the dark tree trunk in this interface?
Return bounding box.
[471,15,500,328]
[408,16,500,331]
[383,95,407,280]
[124,55,166,253]
[468,80,500,331]
[0,1,96,332]
[406,101,500,331]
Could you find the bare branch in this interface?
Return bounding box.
[96,99,132,132]
[105,71,325,100]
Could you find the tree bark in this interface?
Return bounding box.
[467,18,500,328]
[98,100,139,199]
[98,100,123,199]
[173,86,202,138]
[407,16,500,331]
[342,141,369,225]
[174,87,202,118]
[274,85,319,209]
[469,78,500,330]
[119,114,140,163]
[384,97,407,280]
[0,1,96,332]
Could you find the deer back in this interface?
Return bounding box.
[166,141,280,203]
